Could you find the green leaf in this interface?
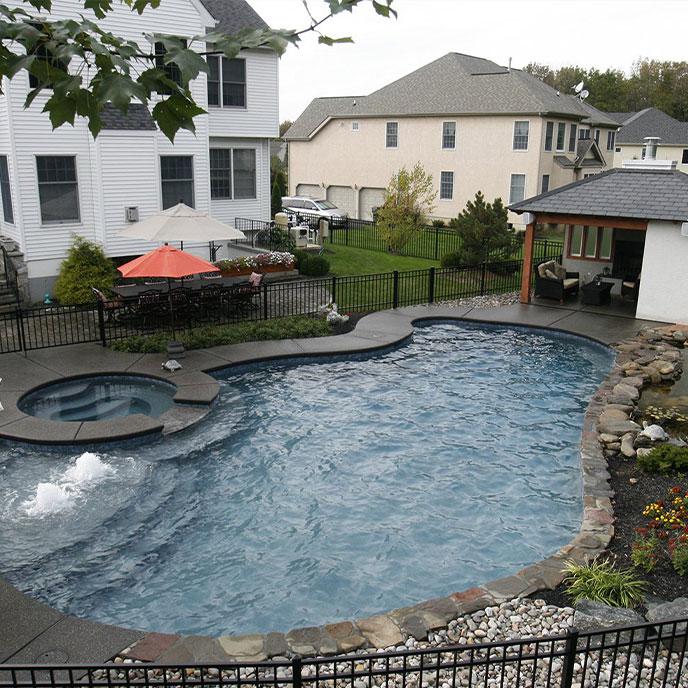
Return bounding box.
[83,0,112,19]
[318,35,354,46]
[156,37,208,84]
[372,0,397,18]
[95,71,147,111]
[44,91,77,127]
[152,92,205,142]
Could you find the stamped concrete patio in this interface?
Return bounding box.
[0,302,667,665]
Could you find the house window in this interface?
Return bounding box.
[209,148,256,200]
[569,124,577,152]
[210,149,232,199]
[606,131,616,151]
[36,156,79,224]
[513,121,529,150]
[207,56,246,107]
[160,156,194,209]
[544,122,553,151]
[442,121,456,149]
[541,174,550,194]
[0,156,13,224]
[509,174,526,204]
[155,41,185,93]
[568,225,613,260]
[579,128,590,140]
[352,121,359,132]
[26,26,69,90]
[594,129,600,144]
[386,121,398,148]
[233,148,256,199]
[682,149,688,164]
[440,171,454,200]
[556,122,566,151]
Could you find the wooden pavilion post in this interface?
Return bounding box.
[519,217,536,304]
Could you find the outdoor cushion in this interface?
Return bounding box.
[622,281,635,289]
[563,278,579,289]
[538,260,555,278]
[249,272,262,287]
[545,269,560,281]
[553,263,567,280]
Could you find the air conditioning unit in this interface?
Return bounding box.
[125,206,139,223]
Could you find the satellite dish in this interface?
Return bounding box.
[580,89,590,100]
[574,80,585,93]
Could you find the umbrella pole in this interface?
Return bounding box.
[168,277,176,339]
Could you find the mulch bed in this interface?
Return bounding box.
[533,458,687,610]
[328,311,367,335]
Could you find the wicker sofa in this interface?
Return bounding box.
[534,260,580,303]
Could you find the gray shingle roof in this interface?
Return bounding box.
[509,168,688,221]
[101,103,156,131]
[614,107,688,145]
[285,53,618,140]
[199,0,268,34]
[606,111,636,125]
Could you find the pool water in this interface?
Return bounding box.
[19,375,176,422]
[0,322,613,636]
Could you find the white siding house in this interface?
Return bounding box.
[0,0,278,300]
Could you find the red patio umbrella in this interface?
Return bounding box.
[117,244,220,338]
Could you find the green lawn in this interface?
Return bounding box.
[322,243,439,276]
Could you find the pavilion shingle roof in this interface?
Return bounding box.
[509,168,688,222]
[285,53,618,140]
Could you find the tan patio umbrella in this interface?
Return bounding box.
[117,203,246,256]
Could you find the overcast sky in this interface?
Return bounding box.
[248,0,688,123]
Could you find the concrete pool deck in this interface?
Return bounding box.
[0,302,668,665]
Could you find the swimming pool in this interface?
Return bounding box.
[18,375,176,422]
[0,322,613,637]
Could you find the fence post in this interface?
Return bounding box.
[434,226,439,260]
[262,281,269,320]
[560,629,579,688]
[345,224,349,246]
[480,261,487,296]
[392,270,399,308]
[17,306,27,354]
[292,656,302,688]
[428,267,435,304]
[331,275,337,305]
[97,300,107,347]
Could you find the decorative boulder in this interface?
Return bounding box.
[645,598,688,653]
[573,600,645,647]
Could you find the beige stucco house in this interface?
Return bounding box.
[285,53,619,227]
[608,107,688,173]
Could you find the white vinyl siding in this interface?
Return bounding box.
[509,174,526,204]
[513,121,529,150]
[442,121,456,149]
[440,171,454,200]
[386,122,398,148]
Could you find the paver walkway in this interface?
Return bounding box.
[0,303,666,665]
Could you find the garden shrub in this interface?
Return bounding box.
[431,219,446,228]
[671,543,688,576]
[298,255,330,276]
[563,558,646,607]
[293,249,310,268]
[111,316,331,353]
[637,444,688,473]
[254,226,295,253]
[440,251,464,268]
[53,235,116,304]
[630,534,659,572]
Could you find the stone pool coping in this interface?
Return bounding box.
[0,302,671,665]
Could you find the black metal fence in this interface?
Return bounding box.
[276,211,564,262]
[1,244,20,304]
[0,616,685,688]
[0,245,563,355]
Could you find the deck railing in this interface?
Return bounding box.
[0,615,685,688]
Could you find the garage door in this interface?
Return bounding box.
[326,185,355,217]
[295,183,322,200]
[359,187,387,221]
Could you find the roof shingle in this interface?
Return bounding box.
[199,0,269,34]
[613,107,688,145]
[101,103,156,131]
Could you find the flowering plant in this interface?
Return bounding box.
[319,302,350,325]
[636,486,688,576]
[215,252,295,273]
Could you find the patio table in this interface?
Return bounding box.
[581,280,613,306]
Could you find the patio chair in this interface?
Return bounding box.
[534,260,579,303]
[90,287,123,323]
[621,273,641,302]
[225,273,264,317]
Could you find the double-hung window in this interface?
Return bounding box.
[569,225,613,260]
[386,122,398,148]
[0,156,14,224]
[440,171,454,200]
[683,149,688,164]
[442,121,456,149]
[541,174,550,194]
[556,122,566,151]
[155,41,185,93]
[36,156,79,224]
[594,129,600,144]
[209,148,257,200]
[544,122,553,151]
[509,174,526,204]
[513,121,529,150]
[568,124,577,152]
[160,156,194,209]
[606,131,616,151]
[207,56,246,107]
[579,128,590,140]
